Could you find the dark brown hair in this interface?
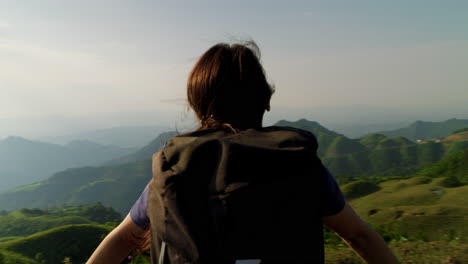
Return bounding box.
[187,41,274,131]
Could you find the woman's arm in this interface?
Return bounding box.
[323,203,400,264]
[87,213,148,264]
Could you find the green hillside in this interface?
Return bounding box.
[325,241,468,264]
[415,148,468,185]
[376,136,414,149]
[0,224,111,264]
[0,203,121,237]
[358,133,387,149]
[326,148,468,263]
[378,118,468,141]
[323,140,468,177]
[348,174,467,241]
[340,180,380,200]
[359,134,414,150]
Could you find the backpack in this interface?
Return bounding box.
[147,126,327,264]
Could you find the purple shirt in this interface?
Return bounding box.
[130,165,345,230]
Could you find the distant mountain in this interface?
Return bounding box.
[0,137,135,192]
[39,125,170,148]
[378,118,468,141]
[326,121,412,139]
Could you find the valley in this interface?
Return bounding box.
[0,118,466,263]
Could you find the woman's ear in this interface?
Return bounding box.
[266,103,271,112]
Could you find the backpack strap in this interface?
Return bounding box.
[158,241,166,264]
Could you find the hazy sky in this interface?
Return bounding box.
[0,0,467,119]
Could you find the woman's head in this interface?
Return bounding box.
[187,41,274,131]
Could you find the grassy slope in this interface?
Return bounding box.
[0,249,38,264]
[0,204,121,237]
[415,148,468,184]
[340,180,381,200]
[349,176,467,241]
[327,175,468,263]
[327,150,468,263]
[0,224,111,264]
[325,241,468,264]
[444,131,468,142]
[0,213,92,237]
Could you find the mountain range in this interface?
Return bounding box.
[1,118,467,215]
[39,125,170,148]
[377,118,468,141]
[0,137,135,192]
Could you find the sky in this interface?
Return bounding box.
[0,0,467,122]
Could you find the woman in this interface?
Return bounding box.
[87,42,400,264]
